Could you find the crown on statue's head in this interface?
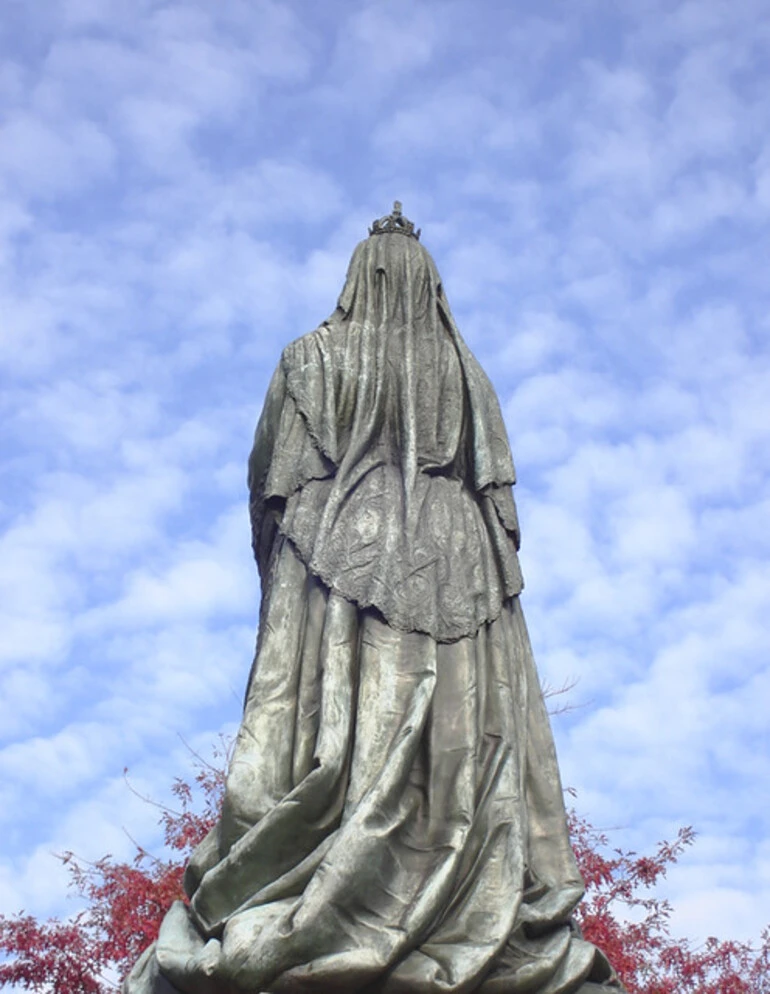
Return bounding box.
[369,201,421,240]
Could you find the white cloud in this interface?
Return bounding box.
[0,113,115,199]
[342,3,439,78]
[79,503,255,630]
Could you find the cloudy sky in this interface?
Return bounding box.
[1,0,769,955]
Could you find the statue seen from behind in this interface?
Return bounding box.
[125,203,626,994]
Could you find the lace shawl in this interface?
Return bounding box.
[248,235,523,642]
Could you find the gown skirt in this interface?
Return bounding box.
[125,535,617,994]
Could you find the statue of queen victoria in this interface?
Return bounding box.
[125,204,625,994]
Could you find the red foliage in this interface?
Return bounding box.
[570,813,770,994]
[0,743,226,993]
[2,745,768,993]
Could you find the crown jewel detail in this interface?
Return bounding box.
[369,201,421,240]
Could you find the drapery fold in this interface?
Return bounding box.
[127,537,618,994]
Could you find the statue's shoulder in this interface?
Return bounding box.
[281,321,343,372]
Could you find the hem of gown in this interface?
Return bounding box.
[124,947,628,994]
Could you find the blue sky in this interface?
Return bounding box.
[1,0,769,954]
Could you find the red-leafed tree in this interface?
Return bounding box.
[0,744,226,993]
[570,813,770,994]
[1,745,768,993]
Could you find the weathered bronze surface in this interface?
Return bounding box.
[124,206,625,994]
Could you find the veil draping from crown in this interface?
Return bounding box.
[249,233,523,642]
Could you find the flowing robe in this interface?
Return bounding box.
[124,234,622,994]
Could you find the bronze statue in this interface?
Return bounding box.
[125,204,624,994]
